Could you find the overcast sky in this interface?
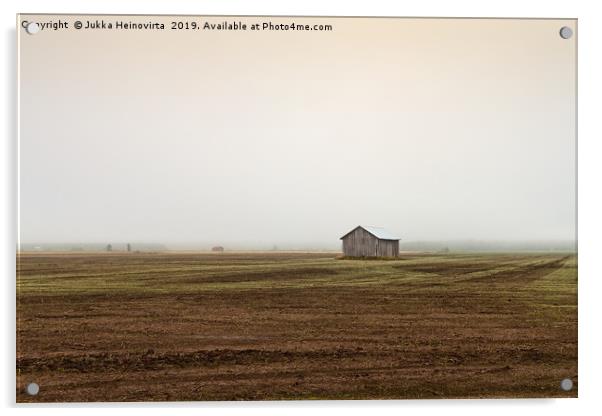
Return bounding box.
[19,16,576,248]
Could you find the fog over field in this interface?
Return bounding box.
[19,17,576,249]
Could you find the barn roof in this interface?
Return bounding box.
[340,225,400,241]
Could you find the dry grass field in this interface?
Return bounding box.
[16,251,577,402]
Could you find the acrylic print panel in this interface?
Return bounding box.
[17,15,577,402]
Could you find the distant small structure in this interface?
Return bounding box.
[127,243,132,252]
[340,225,400,258]
[211,246,224,252]
[106,244,112,252]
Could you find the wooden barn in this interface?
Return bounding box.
[340,225,400,257]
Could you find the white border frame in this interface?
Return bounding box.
[3,1,601,415]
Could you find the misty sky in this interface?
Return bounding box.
[18,16,576,248]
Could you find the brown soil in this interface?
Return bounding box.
[16,252,577,402]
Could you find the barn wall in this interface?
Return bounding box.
[342,227,378,257]
[376,239,399,257]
